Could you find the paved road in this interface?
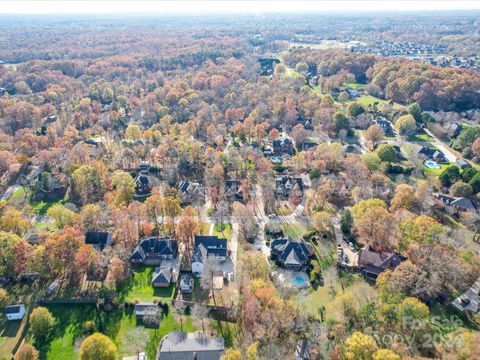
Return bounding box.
[424,128,458,163]
[1,184,20,201]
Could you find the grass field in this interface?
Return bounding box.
[213,223,233,241]
[0,317,26,360]
[423,163,448,176]
[28,303,198,360]
[346,82,367,90]
[123,266,176,303]
[408,133,434,142]
[280,223,312,240]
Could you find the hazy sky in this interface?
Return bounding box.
[1,1,480,15]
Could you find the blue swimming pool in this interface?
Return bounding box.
[425,160,440,169]
[294,276,306,286]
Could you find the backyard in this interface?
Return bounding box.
[122,266,176,304]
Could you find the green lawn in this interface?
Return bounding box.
[123,266,176,304]
[280,223,313,241]
[424,163,448,176]
[213,223,233,241]
[0,317,26,359]
[28,303,197,360]
[311,84,322,94]
[408,133,433,142]
[346,82,367,90]
[355,95,387,107]
[7,186,26,203]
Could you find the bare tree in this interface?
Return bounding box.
[173,301,186,332]
[143,306,162,332]
[232,201,259,243]
[201,256,221,305]
[191,303,209,333]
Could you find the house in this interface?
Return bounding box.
[85,231,112,251]
[157,331,225,360]
[455,158,471,169]
[0,88,6,96]
[179,273,194,294]
[135,302,159,321]
[152,267,172,288]
[418,146,448,164]
[258,58,280,76]
[192,235,228,276]
[435,193,477,212]
[275,176,303,198]
[270,238,312,270]
[343,144,363,155]
[224,180,243,201]
[302,141,318,151]
[139,161,151,174]
[134,174,153,199]
[374,119,394,136]
[178,181,204,204]
[358,249,406,278]
[446,122,463,138]
[272,138,294,155]
[298,116,314,130]
[5,304,25,321]
[452,277,480,313]
[131,237,178,265]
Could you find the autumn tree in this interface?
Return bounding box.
[80,333,118,360]
[351,198,386,220]
[125,124,142,141]
[14,344,39,360]
[395,114,416,136]
[144,188,163,232]
[0,288,8,310]
[29,307,55,341]
[47,204,75,228]
[176,206,199,259]
[354,206,395,252]
[376,144,396,163]
[232,202,258,242]
[344,331,378,360]
[364,124,384,148]
[389,184,416,211]
[72,165,105,205]
[111,170,136,205]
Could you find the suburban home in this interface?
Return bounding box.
[270,238,312,270]
[275,176,303,198]
[178,180,204,204]
[192,235,228,276]
[179,273,194,294]
[273,138,294,155]
[258,57,280,76]
[152,267,173,288]
[445,122,463,138]
[131,237,179,265]
[374,119,394,136]
[157,331,225,360]
[357,249,406,278]
[0,87,6,96]
[85,231,112,251]
[343,144,363,155]
[418,146,448,164]
[134,174,153,199]
[224,180,243,201]
[135,302,159,321]
[455,158,471,169]
[297,116,314,130]
[139,161,151,174]
[435,193,477,212]
[302,141,318,151]
[5,304,25,321]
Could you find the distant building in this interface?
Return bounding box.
[5,304,25,321]
[275,176,303,198]
[418,146,448,164]
[302,141,318,151]
[272,137,294,155]
[157,331,225,360]
[178,181,204,204]
[131,237,178,265]
[0,88,6,96]
[455,158,471,169]
[134,174,153,199]
[258,58,280,76]
[224,180,243,201]
[270,238,312,270]
[435,193,477,213]
[139,161,151,174]
[374,119,394,136]
[85,231,112,251]
[343,144,363,155]
[179,273,194,294]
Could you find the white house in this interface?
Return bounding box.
[5,304,25,321]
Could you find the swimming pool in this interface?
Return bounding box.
[425,160,440,169]
[294,276,306,286]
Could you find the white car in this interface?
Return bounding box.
[349,242,355,250]
[138,352,146,360]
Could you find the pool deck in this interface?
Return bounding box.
[276,270,310,289]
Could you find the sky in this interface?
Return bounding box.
[1,1,480,15]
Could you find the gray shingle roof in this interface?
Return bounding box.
[158,332,224,360]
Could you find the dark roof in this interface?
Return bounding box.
[418,147,447,162]
[436,193,477,211]
[85,231,112,250]
[131,237,178,262]
[343,144,362,154]
[179,180,190,193]
[270,238,311,267]
[152,267,172,284]
[194,235,228,261]
[358,250,405,276]
[158,332,225,360]
[276,176,304,192]
[5,305,23,314]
